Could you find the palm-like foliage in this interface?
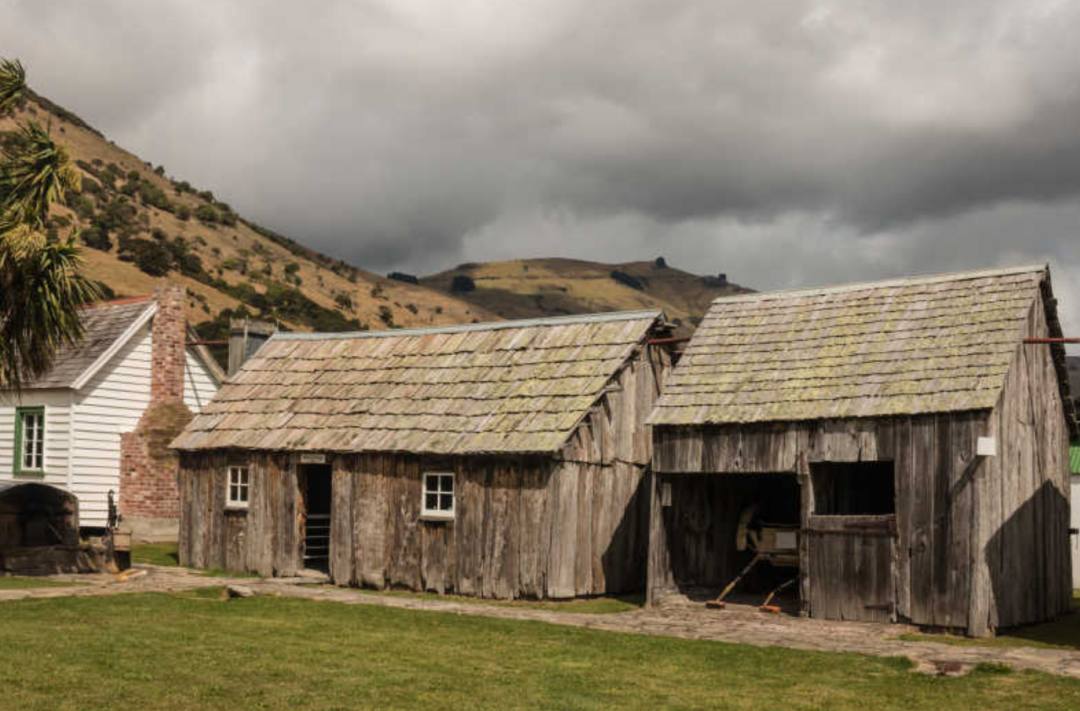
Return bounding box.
[0,121,82,230]
[0,58,24,114]
[0,227,99,387]
[0,57,99,389]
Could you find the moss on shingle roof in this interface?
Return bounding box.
[173,310,662,455]
[649,265,1055,426]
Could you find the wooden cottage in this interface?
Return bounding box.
[646,265,1076,636]
[171,311,672,599]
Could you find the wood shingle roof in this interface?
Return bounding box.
[649,265,1064,426]
[172,310,663,454]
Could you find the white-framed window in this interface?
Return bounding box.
[421,471,454,520]
[227,466,250,508]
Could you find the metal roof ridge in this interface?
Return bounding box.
[270,309,664,342]
[709,264,1048,305]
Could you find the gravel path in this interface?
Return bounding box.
[4,565,1079,679]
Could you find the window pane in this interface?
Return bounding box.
[425,493,439,510]
[239,487,249,502]
[230,485,238,501]
[439,493,453,511]
[240,469,249,485]
[440,475,453,493]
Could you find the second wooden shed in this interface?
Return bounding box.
[646,265,1075,636]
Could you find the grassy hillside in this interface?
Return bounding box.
[1,92,497,338]
[421,258,751,334]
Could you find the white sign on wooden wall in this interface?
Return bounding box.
[299,453,327,464]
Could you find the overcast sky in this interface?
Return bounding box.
[2,0,1079,332]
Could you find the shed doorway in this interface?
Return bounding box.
[661,473,802,613]
[807,461,898,622]
[299,464,332,571]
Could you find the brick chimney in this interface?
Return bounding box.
[150,284,187,403]
[120,285,194,542]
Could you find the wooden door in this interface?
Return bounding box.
[807,515,897,622]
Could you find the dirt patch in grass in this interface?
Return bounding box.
[0,577,82,590]
[346,587,644,614]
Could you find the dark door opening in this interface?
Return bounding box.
[661,473,802,613]
[299,464,332,571]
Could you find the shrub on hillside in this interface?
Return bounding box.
[81,225,111,251]
[138,180,174,212]
[195,204,218,224]
[175,204,191,221]
[450,275,476,293]
[72,195,95,221]
[610,270,645,291]
[388,271,419,285]
[81,176,102,195]
[335,292,354,311]
[119,237,172,277]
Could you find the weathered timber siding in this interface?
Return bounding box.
[649,412,991,632]
[973,288,1072,634]
[178,452,300,576]
[178,344,669,599]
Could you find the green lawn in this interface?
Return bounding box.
[1,591,1079,710]
[130,542,257,578]
[0,577,80,590]
[130,542,180,567]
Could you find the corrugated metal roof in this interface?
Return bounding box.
[22,297,155,389]
[649,265,1048,426]
[172,310,663,455]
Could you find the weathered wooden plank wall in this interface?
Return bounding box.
[648,412,993,633]
[178,452,300,576]
[975,290,1072,634]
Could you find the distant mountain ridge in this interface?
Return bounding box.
[420,258,751,335]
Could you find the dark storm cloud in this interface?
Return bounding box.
[2,0,1080,328]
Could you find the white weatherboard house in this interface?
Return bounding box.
[0,286,222,535]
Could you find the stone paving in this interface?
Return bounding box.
[4,565,1080,679]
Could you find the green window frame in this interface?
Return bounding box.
[13,406,45,476]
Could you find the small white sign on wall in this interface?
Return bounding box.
[299,453,327,464]
[976,436,997,457]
